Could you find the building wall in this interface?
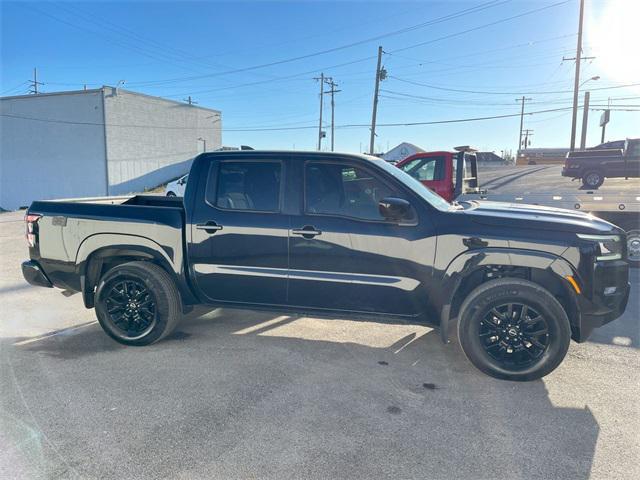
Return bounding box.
[0,91,107,210]
[382,143,425,163]
[103,88,221,195]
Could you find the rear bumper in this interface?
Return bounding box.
[573,260,630,342]
[21,260,53,288]
[561,166,581,178]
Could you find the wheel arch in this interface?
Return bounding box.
[439,248,580,343]
[76,234,197,310]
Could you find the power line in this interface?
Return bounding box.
[388,75,640,95]
[1,81,29,96]
[19,0,573,102]
[384,33,577,65]
[126,0,508,88]
[0,113,219,130]
[38,34,579,96]
[388,0,572,54]
[6,104,635,133]
[50,1,232,73]
[224,106,588,131]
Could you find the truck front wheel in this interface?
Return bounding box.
[457,278,571,381]
[95,261,182,346]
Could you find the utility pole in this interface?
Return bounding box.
[580,90,590,149]
[566,0,595,151]
[516,96,532,154]
[184,96,197,105]
[522,129,534,149]
[314,73,325,150]
[369,46,385,155]
[324,77,340,152]
[28,68,44,94]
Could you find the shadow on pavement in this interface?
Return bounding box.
[2,307,600,480]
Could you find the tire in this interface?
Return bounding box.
[166,191,176,197]
[582,170,605,189]
[95,261,182,346]
[621,222,640,267]
[457,278,571,381]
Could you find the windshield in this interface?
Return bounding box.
[371,158,452,211]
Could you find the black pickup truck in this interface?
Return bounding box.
[22,151,630,381]
[562,138,640,188]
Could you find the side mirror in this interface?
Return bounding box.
[379,197,412,222]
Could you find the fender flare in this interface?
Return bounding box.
[438,247,576,344]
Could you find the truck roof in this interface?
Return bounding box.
[199,150,382,162]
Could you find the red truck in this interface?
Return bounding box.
[395,147,481,202]
[395,147,640,266]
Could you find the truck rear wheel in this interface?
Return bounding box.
[582,170,604,188]
[457,278,571,381]
[95,261,182,346]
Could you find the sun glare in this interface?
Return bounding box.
[588,0,640,83]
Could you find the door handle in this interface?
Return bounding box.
[291,226,322,238]
[196,221,223,233]
[463,236,487,248]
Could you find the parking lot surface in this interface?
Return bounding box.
[1,166,639,480]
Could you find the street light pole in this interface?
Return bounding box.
[575,76,599,150]
[579,91,590,150]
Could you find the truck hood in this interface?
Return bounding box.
[458,200,619,234]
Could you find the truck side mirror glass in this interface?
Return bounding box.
[379,197,411,222]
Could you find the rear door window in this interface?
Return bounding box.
[206,161,282,212]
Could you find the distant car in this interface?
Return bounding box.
[165,174,188,197]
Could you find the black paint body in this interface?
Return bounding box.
[23,151,630,344]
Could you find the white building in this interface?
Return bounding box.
[382,142,425,163]
[0,87,221,210]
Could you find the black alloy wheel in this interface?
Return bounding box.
[479,303,549,369]
[457,278,571,381]
[104,278,157,340]
[95,261,182,346]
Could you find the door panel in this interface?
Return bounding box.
[288,160,437,316]
[188,159,289,305]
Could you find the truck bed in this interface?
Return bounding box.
[27,196,186,292]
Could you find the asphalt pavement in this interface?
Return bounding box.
[478,164,639,194]
[1,167,639,480]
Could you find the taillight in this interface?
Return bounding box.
[25,213,41,247]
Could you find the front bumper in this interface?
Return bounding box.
[22,260,53,288]
[573,260,630,342]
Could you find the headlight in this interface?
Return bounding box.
[577,234,622,261]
